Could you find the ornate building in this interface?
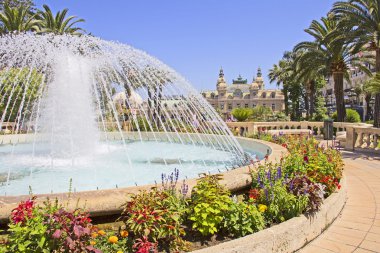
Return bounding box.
[202,68,285,118]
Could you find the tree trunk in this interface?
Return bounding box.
[283,85,289,115]
[304,87,310,120]
[374,49,380,127]
[333,72,346,122]
[309,80,316,118]
[365,94,371,121]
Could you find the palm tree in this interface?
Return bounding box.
[293,48,328,119]
[294,15,371,122]
[0,3,39,34]
[268,51,295,116]
[332,0,380,127]
[36,4,85,35]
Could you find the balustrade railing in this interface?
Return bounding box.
[226,121,379,153]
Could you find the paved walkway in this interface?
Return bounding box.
[299,151,380,253]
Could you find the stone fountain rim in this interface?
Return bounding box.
[0,136,285,223]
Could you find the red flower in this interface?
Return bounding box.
[11,198,35,224]
[249,189,260,200]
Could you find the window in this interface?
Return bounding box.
[271,92,276,98]
[263,104,266,107]
[233,89,242,98]
[252,104,256,108]
[262,92,267,98]
[228,104,232,110]
[245,104,248,108]
[237,104,241,108]
[272,104,276,111]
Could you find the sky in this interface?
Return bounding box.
[34,0,337,91]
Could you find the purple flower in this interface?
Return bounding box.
[267,169,271,180]
[289,180,294,191]
[175,168,179,182]
[265,188,269,201]
[277,167,282,179]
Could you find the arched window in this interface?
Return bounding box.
[262,92,267,98]
[271,92,276,98]
[233,89,243,98]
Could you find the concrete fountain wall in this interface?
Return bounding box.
[0,134,280,222]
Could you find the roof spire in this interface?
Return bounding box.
[257,67,262,78]
[219,67,224,78]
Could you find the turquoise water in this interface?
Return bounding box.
[0,140,264,196]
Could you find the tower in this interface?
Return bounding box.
[255,67,264,90]
[216,67,227,97]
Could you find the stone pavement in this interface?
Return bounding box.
[299,151,380,253]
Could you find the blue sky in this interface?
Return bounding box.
[34,0,336,91]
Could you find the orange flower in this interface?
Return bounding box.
[91,232,98,238]
[108,235,118,244]
[98,230,106,236]
[120,230,129,238]
[90,240,96,245]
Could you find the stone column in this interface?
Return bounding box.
[345,127,355,151]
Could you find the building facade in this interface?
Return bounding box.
[202,68,285,118]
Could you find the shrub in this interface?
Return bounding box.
[5,197,99,253]
[263,183,308,223]
[223,201,265,237]
[231,108,252,122]
[120,188,188,252]
[90,228,130,253]
[332,109,361,123]
[188,174,232,236]
[286,175,325,213]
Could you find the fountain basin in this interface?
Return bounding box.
[0,137,285,224]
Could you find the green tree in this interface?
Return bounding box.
[36,4,85,35]
[332,0,380,127]
[0,0,34,10]
[313,94,328,121]
[294,15,371,122]
[0,68,43,128]
[332,109,361,123]
[251,105,273,122]
[0,2,39,34]
[231,108,252,122]
[268,51,295,116]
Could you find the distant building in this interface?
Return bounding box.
[201,68,285,118]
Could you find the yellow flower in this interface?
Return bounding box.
[90,240,96,245]
[120,230,129,238]
[108,235,119,244]
[258,204,267,213]
[98,230,106,236]
[117,251,123,253]
[91,232,98,238]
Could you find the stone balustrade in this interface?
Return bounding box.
[226,121,379,153]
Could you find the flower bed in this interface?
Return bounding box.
[0,135,343,253]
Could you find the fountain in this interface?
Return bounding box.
[0,34,264,196]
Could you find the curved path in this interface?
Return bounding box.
[299,151,380,253]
